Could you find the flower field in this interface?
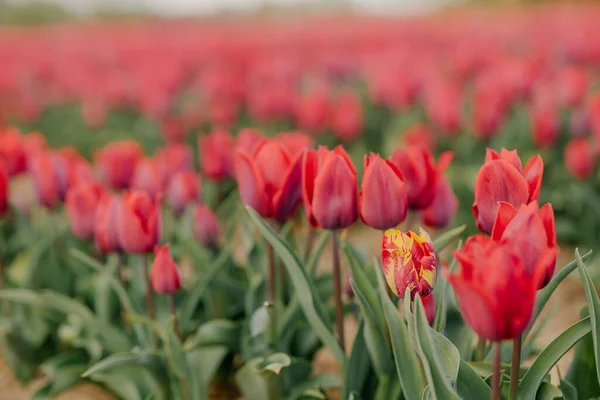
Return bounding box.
[1,4,600,400]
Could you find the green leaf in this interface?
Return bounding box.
[183,319,240,351]
[342,321,372,399]
[350,279,393,377]
[456,360,492,400]
[536,382,563,400]
[256,353,292,374]
[565,309,600,399]
[307,231,330,276]
[286,374,341,400]
[235,357,284,400]
[413,296,460,400]
[560,380,578,400]
[432,225,466,253]
[532,250,593,324]
[245,207,345,364]
[575,248,600,385]
[32,364,87,399]
[433,240,462,333]
[186,346,229,399]
[164,324,188,379]
[90,372,144,400]
[82,351,163,378]
[518,317,591,399]
[380,290,424,400]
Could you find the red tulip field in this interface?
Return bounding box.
[1,4,600,399]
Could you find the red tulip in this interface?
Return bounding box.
[389,146,453,210]
[449,235,543,341]
[29,152,61,208]
[302,146,358,230]
[160,116,186,142]
[331,89,363,142]
[193,204,222,248]
[402,123,436,151]
[381,228,437,299]
[150,244,181,294]
[22,132,47,166]
[472,148,543,234]
[557,67,588,107]
[131,158,165,199]
[117,191,161,254]
[531,106,559,148]
[275,131,314,158]
[95,194,122,253]
[66,183,105,240]
[564,138,595,180]
[492,201,557,289]
[198,129,233,181]
[0,164,8,214]
[155,143,194,178]
[95,141,143,189]
[0,128,26,176]
[166,171,200,215]
[295,87,330,133]
[421,176,458,228]
[235,128,264,154]
[422,293,436,326]
[359,153,407,230]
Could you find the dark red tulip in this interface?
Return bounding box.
[390,146,453,210]
[95,141,143,189]
[0,164,8,214]
[531,106,559,148]
[472,148,543,234]
[564,138,595,180]
[449,235,542,341]
[359,153,407,230]
[492,201,557,289]
[150,244,181,294]
[275,131,314,158]
[235,138,303,223]
[193,204,222,248]
[131,158,165,199]
[0,127,26,176]
[198,129,233,181]
[65,182,105,240]
[117,191,161,254]
[166,171,201,215]
[422,293,436,326]
[421,176,458,228]
[302,146,358,230]
[95,194,122,253]
[235,128,264,154]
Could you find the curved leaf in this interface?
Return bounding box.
[82,351,163,378]
[432,225,466,253]
[342,321,371,399]
[518,317,591,399]
[456,360,492,400]
[245,207,345,364]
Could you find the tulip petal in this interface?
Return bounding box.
[539,203,557,247]
[302,149,319,227]
[523,155,544,202]
[491,201,518,241]
[448,276,499,341]
[272,151,304,223]
[235,151,271,218]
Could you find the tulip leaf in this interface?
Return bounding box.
[518,317,591,399]
[344,246,384,327]
[380,289,424,400]
[413,296,461,400]
[342,321,372,399]
[82,351,164,378]
[565,309,600,399]
[245,207,345,364]
[560,379,578,400]
[532,250,593,325]
[186,346,229,399]
[433,240,462,333]
[350,279,393,377]
[456,360,492,400]
[183,319,240,351]
[576,248,600,385]
[286,374,342,400]
[432,225,466,253]
[307,231,330,276]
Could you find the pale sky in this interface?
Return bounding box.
[7,0,454,16]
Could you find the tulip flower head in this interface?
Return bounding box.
[421,176,458,228]
[472,148,543,234]
[0,163,8,214]
[150,244,181,294]
[302,146,358,230]
[235,128,264,154]
[0,128,27,176]
[117,190,161,254]
[95,193,122,253]
[450,235,543,341]
[564,138,595,180]
[381,228,437,299]
[65,182,105,240]
[198,129,233,181]
[131,158,165,199]
[359,153,407,230]
[492,201,558,289]
[193,204,222,248]
[422,293,436,326]
[235,138,304,223]
[275,131,314,158]
[95,140,143,189]
[166,171,201,215]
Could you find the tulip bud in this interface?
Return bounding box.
[295,86,330,133]
[381,228,437,299]
[492,201,558,289]
[166,172,201,215]
[131,158,165,199]
[29,152,61,208]
[193,204,222,248]
[155,143,194,178]
[421,176,458,229]
[95,194,122,253]
[65,183,105,240]
[235,139,303,223]
[275,131,314,158]
[235,128,264,154]
[0,128,26,176]
[95,141,143,189]
[402,123,436,151]
[150,244,181,294]
[198,129,233,181]
[160,116,186,142]
[450,235,542,341]
[564,138,595,180]
[22,132,47,166]
[0,164,8,214]
[331,89,363,142]
[531,106,559,148]
[359,153,407,230]
[117,191,161,254]
[302,146,358,230]
[472,148,543,234]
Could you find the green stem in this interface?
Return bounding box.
[510,335,522,400]
[169,293,179,338]
[267,243,277,349]
[476,337,487,361]
[331,231,345,351]
[303,224,316,263]
[142,254,157,347]
[492,342,501,400]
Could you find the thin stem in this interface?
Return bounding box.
[303,224,316,263]
[267,243,277,348]
[492,342,502,400]
[168,293,180,338]
[510,335,522,400]
[331,231,345,351]
[476,337,487,361]
[142,254,157,346]
[115,253,125,285]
